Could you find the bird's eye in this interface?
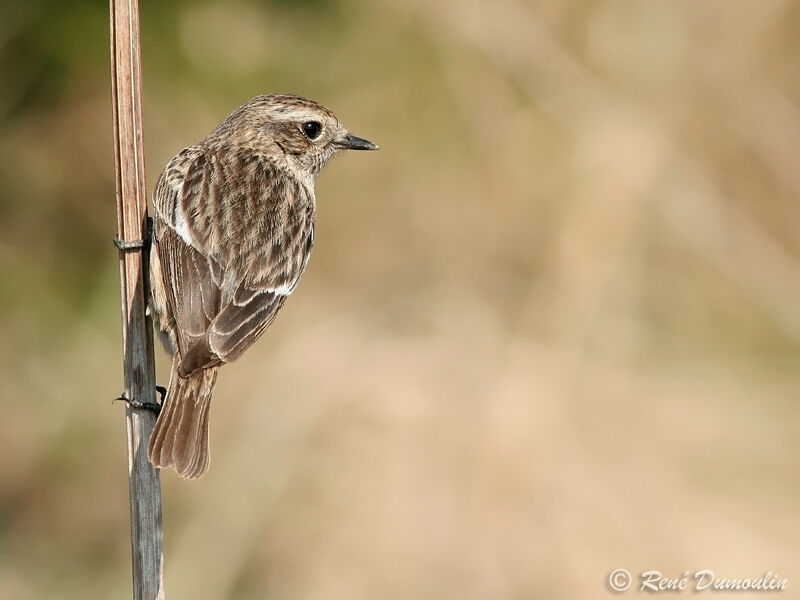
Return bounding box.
[302,121,322,140]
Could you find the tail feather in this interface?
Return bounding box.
[148,359,219,479]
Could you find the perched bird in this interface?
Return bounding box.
[147,94,377,478]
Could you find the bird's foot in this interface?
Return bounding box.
[113,217,153,251]
[115,384,165,415]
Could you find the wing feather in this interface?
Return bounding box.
[150,144,315,378]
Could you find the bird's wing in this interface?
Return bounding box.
[204,281,288,367]
[151,147,222,370]
[152,145,314,377]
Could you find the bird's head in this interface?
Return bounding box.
[208,94,378,181]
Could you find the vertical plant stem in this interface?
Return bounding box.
[109,0,165,598]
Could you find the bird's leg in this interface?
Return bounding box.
[115,384,165,415]
[113,216,153,251]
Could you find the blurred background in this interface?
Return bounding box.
[1,0,799,598]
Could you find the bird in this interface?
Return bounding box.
[146,94,377,478]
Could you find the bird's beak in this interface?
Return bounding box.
[335,133,379,151]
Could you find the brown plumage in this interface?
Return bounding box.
[147,94,377,478]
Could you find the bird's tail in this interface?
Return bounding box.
[148,358,219,479]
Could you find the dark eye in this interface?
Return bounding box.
[302,121,322,140]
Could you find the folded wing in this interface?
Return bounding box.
[151,145,314,377]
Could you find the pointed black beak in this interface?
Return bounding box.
[335,133,379,151]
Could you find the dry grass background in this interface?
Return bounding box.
[1,0,799,598]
